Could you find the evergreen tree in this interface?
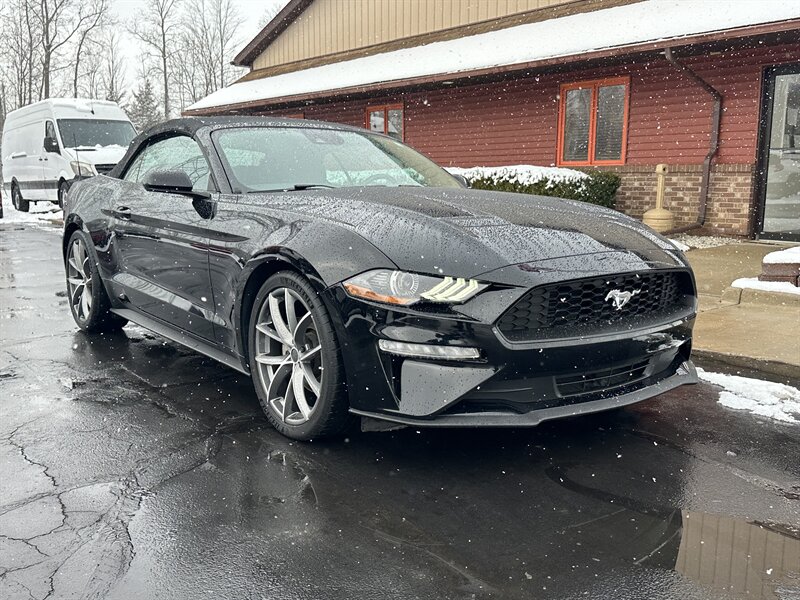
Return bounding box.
[125,79,162,133]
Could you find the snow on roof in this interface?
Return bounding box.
[190,0,800,111]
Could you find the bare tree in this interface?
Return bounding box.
[129,0,181,118]
[71,0,108,97]
[36,0,109,98]
[0,0,43,107]
[174,0,243,108]
[101,29,127,104]
[258,3,282,29]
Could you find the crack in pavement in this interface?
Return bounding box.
[0,368,267,599]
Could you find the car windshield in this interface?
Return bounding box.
[57,119,136,149]
[213,126,462,192]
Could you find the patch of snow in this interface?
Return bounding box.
[1,202,63,225]
[189,0,800,110]
[445,165,588,188]
[672,234,743,250]
[762,246,800,265]
[731,277,800,296]
[698,368,800,424]
[668,239,690,252]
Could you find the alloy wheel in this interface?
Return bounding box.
[67,237,93,321]
[253,287,323,425]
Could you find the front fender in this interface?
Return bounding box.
[221,219,398,366]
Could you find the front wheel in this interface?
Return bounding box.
[248,271,353,440]
[65,230,127,333]
[57,181,68,209]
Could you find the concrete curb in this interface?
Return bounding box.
[721,286,800,307]
[692,349,800,381]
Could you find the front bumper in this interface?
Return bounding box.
[351,360,697,427]
[326,285,697,427]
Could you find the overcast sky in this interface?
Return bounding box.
[113,0,288,97]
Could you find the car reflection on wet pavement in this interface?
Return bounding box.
[1,223,798,600]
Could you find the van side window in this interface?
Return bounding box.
[45,121,56,141]
[123,136,211,191]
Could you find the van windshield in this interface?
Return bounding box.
[57,119,136,149]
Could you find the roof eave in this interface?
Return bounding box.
[193,19,800,116]
[232,0,315,67]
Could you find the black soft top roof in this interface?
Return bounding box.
[109,116,365,178]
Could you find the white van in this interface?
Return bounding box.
[1,98,136,211]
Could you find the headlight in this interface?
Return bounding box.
[70,161,96,177]
[343,269,487,306]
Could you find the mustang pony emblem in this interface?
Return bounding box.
[605,288,641,310]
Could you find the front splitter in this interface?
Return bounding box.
[350,360,698,428]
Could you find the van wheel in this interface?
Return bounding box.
[12,185,29,212]
[57,181,68,209]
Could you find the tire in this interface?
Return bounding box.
[65,229,127,333]
[248,271,353,440]
[57,181,68,209]
[12,184,29,212]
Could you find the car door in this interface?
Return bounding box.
[110,135,218,342]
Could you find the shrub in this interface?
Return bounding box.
[447,165,621,209]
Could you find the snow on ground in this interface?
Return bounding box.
[731,277,800,296]
[698,369,800,424]
[189,0,800,110]
[446,165,588,188]
[763,246,800,264]
[671,234,743,250]
[1,202,63,225]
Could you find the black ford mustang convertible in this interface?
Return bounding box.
[63,117,697,440]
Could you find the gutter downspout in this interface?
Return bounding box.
[662,47,722,235]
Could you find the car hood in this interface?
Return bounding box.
[242,187,686,280]
[62,145,128,166]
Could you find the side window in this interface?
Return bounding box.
[45,121,57,140]
[122,136,212,191]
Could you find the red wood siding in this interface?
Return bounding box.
[276,41,798,168]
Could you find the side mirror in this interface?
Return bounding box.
[452,174,469,188]
[44,136,60,153]
[142,169,211,200]
[143,169,194,194]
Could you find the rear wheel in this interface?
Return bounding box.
[66,230,127,333]
[248,271,353,440]
[12,185,29,212]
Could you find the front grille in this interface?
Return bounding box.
[555,359,650,398]
[497,270,694,342]
[94,163,116,175]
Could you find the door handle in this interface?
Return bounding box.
[112,206,132,219]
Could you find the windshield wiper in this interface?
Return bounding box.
[289,184,335,190]
[246,184,336,194]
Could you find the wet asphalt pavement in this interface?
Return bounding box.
[1,222,799,600]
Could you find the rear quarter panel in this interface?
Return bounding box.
[64,175,122,286]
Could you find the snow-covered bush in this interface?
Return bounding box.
[446,164,620,208]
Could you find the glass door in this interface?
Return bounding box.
[758,66,800,240]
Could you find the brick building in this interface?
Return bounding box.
[186,0,800,241]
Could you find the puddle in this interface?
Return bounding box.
[548,465,800,599]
